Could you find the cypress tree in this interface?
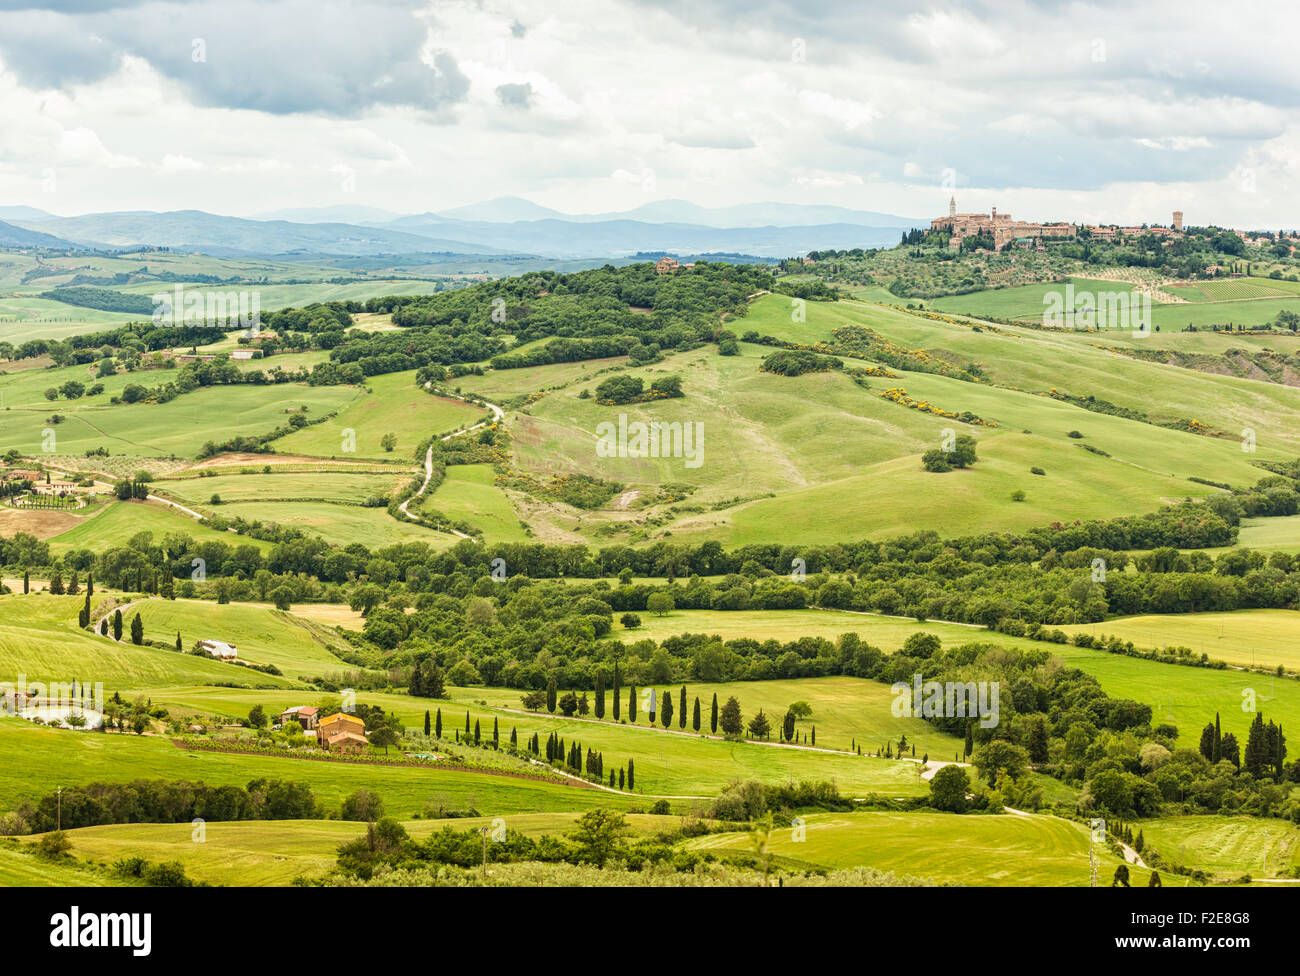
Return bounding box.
[435,708,442,739]
[546,674,557,714]
[86,572,93,598]
[129,612,143,645]
[660,689,672,728]
[629,684,637,723]
[424,710,431,736]
[711,693,718,734]
[811,726,816,746]
[112,609,123,641]
[612,661,621,720]
[99,618,108,636]
[595,671,606,719]
[510,726,517,748]
[1213,712,1222,763]
[963,722,974,758]
[174,630,182,651]
[679,685,687,728]
[693,696,701,732]
[474,719,481,746]
[465,711,471,738]
[492,716,499,749]
[618,768,625,790]
[22,569,29,594]
[627,759,634,791]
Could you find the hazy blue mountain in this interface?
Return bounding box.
[387,216,908,258]
[0,219,85,249]
[435,196,567,222]
[0,205,59,222]
[8,210,508,257]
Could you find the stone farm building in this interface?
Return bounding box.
[279,705,320,731]
[196,639,238,661]
[317,712,367,753]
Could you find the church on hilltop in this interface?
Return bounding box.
[931,197,1181,251]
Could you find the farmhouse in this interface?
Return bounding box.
[32,480,76,496]
[655,256,679,274]
[196,639,238,660]
[279,705,320,730]
[317,712,367,753]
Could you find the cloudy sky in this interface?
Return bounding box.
[0,0,1296,226]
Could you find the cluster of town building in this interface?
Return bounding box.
[930,198,1186,250]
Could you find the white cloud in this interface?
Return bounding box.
[0,0,1295,225]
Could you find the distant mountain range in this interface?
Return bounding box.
[0,218,81,250]
[1,197,924,260]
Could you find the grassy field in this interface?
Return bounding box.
[130,598,359,679]
[0,718,628,818]
[1238,515,1300,552]
[419,463,528,542]
[155,470,409,507]
[205,499,456,548]
[0,592,299,690]
[0,842,137,886]
[38,813,679,886]
[0,382,356,457]
[1063,610,1300,673]
[1136,815,1300,879]
[930,276,1300,329]
[458,674,964,758]
[686,809,1150,886]
[48,499,274,552]
[482,295,1290,547]
[134,683,933,798]
[274,370,484,459]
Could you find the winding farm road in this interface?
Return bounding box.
[398,391,505,537]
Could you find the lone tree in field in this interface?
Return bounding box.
[646,592,674,617]
[719,696,743,737]
[929,764,970,813]
[129,612,143,646]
